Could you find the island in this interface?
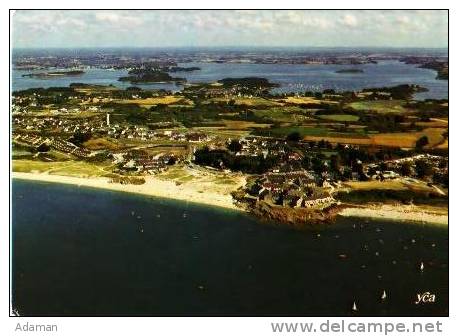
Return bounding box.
[335,69,364,74]
[22,70,85,78]
[118,69,185,84]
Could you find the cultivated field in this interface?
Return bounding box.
[347,100,409,114]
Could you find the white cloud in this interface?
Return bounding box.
[11,10,448,48]
[340,14,358,28]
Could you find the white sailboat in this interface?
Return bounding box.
[420,262,425,272]
[352,301,358,312]
[381,290,387,300]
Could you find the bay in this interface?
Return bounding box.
[12,60,448,100]
[11,179,448,316]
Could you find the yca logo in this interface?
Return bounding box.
[415,292,436,305]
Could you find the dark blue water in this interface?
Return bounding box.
[12,61,447,100]
[11,180,448,316]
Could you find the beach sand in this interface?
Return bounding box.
[339,204,448,226]
[12,172,448,225]
[12,172,242,211]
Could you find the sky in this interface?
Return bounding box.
[11,10,448,49]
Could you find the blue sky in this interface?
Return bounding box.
[12,10,448,49]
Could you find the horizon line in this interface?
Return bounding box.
[12,45,449,50]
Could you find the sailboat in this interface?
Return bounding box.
[381,290,387,301]
[352,301,358,312]
[420,262,425,272]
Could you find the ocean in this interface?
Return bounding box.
[11,179,448,316]
[12,60,448,100]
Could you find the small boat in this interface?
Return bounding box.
[140,228,144,233]
[381,290,387,300]
[420,262,425,272]
[183,212,187,218]
[352,301,358,312]
[131,211,135,216]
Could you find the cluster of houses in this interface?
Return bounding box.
[116,149,179,174]
[12,133,46,147]
[13,133,92,158]
[50,139,92,158]
[249,169,336,209]
[231,136,302,160]
[108,125,209,143]
[365,153,448,180]
[13,115,210,145]
[12,116,107,134]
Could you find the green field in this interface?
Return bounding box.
[256,126,330,137]
[347,100,408,114]
[13,160,111,177]
[253,107,307,122]
[317,114,360,122]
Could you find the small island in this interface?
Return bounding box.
[118,69,185,84]
[22,70,85,78]
[167,66,201,72]
[217,77,279,88]
[335,69,364,74]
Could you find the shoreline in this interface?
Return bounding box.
[339,204,448,226]
[12,172,243,212]
[12,172,448,226]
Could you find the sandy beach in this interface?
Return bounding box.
[12,172,448,225]
[339,203,448,226]
[12,172,242,211]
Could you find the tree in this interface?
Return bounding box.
[415,160,433,178]
[69,131,92,146]
[415,136,429,149]
[330,154,341,172]
[312,156,327,175]
[286,131,301,142]
[37,143,50,152]
[167,156,177,165]
[227,139,242,152]
[399,161,413,176]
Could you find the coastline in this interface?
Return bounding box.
[12,172,243,212]
[339,204,448,226]
[12,172,448,226]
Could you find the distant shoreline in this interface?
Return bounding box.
[12,172,448,226]
[12,172,243,212]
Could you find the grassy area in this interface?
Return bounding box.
[303,127,447,148]
[281,97,338,105]
[317,114,359,122]
[206,97,282,107]
[337,179,447,205]
[221,120,272,130]
[260,126,331,137]
[116,96,192,107]
[344,180,412,191]
[12,159,112,178]
[83,138,121,150]
[253,106,309,122]
[347,100,409,114]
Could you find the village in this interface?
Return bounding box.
[11,77,448,225]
